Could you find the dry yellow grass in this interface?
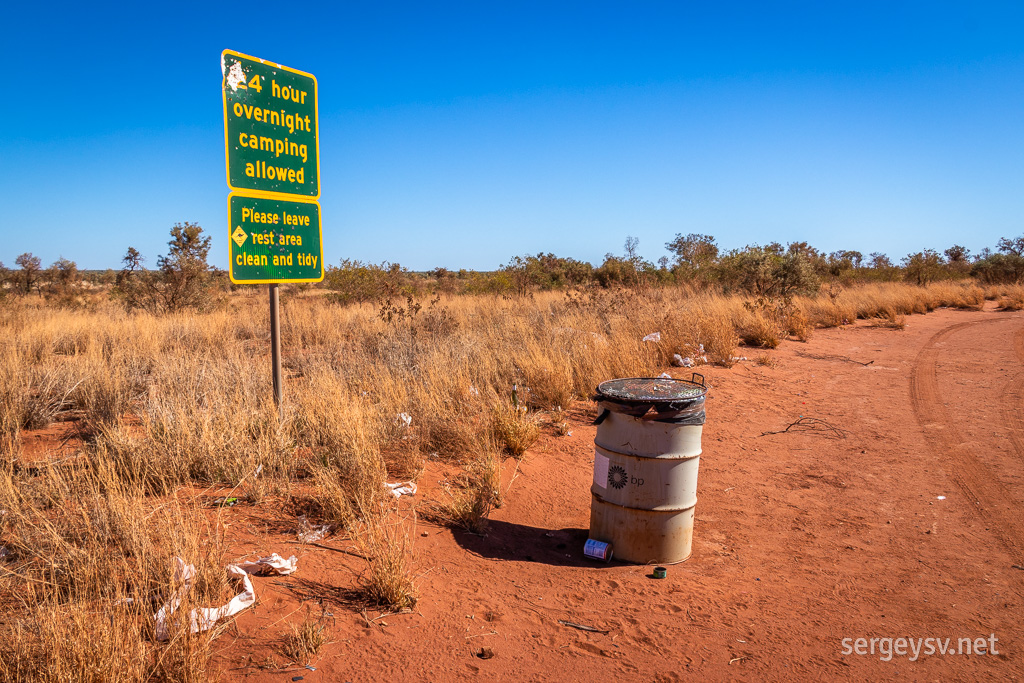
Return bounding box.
[736,309,781,348]
[428,445,503,533]
[0,461,224,682]
[355,513,418,610]
[999,293,1024,311]
[868,310,907,329]
[491,400,541,456]
[282,609,329,665]
[797,281,1020,325]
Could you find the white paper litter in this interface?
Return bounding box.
[468,386,479,396]
[154,554,298,641]
[235,553,298,576]
[396,413,412,428]
[674,354,695,368]
[642,332,661,342]
[658,372,672,379]
[937,495,946,500]
[386,481,417,498]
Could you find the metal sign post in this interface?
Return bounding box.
[222,50,323,415]
[269,283,283,413]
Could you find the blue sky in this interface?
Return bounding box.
[1,2,1022,271]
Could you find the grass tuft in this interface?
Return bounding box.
[429,447,502,533]
[356,515,418,610]
[282,610,329,665]
[490,401,540,457]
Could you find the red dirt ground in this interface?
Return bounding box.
[27,305,1024,681]
[208,304,1024,681]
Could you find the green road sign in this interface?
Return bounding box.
[228,193,324,284]
[222,50,319,199]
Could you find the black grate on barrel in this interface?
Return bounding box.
[596,376,707,404]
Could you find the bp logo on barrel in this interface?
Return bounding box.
[608,465,628,489]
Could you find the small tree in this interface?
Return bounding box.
[863,252,900,281]
[49,256,78,285]
[944,245,971,276]
[429,266,459,295]
[826,250,863,276]
[324,259,416,305]
[972,237,1024,284]
[902,250,944,286]
[868,252,892,269]
[594,237,656,289]
[113,223,216,312]
[944,245,970,263]
[14,253,42,294]
[717,244,819,299]
[665,233,719,274]
[997,236,1024,258]
[123,246,144,273]
[43,257,82,303]
[501,256,541,297]
[156,222,213,311]
[113,247,148,309]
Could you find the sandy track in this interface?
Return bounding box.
[1004,328,1024,473]
[910,318,1024,565]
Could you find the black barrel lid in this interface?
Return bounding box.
[595,375,707,405]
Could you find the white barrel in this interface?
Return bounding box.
[588,376,707,564]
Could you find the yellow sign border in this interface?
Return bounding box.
[221,49,321,201]
[227,191,325,285]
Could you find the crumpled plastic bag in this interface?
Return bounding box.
[642,332,661,342]
[154,553,297,640]
[297,517,332,543]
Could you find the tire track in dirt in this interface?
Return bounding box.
[1001,326,1024,472]
[910,317,1024,564]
